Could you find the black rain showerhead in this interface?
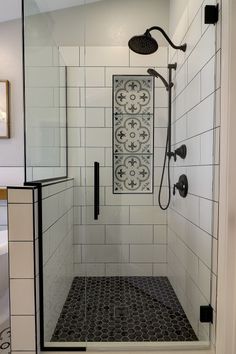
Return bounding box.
[128,31,158,55]
[147,68,170,90]
[128,26,187,55]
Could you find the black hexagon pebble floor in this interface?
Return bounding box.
[51,276,198,342]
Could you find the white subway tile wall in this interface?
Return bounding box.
[60,45,169,277]
[8,187,38,353]
[42,180,74,341]
[168,0,220,344]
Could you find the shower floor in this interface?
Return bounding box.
[51,276,198,342]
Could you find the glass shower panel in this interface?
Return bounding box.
[23,0,67,182]
[22,0,217,349]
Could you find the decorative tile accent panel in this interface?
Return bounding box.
[113,76,154,194]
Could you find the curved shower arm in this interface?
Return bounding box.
[146,26,187,52]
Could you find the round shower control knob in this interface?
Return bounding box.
[173,174,188,198]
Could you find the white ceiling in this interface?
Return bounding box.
[0,0,22,23]
[36,0,103,13]
[0,0,103,23]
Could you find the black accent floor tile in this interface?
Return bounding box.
[51,276,198,342]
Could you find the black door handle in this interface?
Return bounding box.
[94,162,100,220]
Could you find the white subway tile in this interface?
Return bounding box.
[25,46,53,66]
[11,316,35,351]
[73,245,82,263]
[84,47,129,66]
[198,261,211,301]
[201,55,215,100]
[74,263,105,276]
[188,26,215,83]
[106,263,153,276]
[154,128,167,147]
[74,225,105,244]
[105,187,153,206]
[68,108,86,127]
[84,128,112,147]
[187,93,214,138]
[85,88,112,107]
[153,263,167,276]
[67,67,85,87]
[130,47,167,67]
[81,167,112,187]
[154,225,167,243]
[85,147,105,166]
[187,165,214,200]
[155,108,168,127]
[68,148,85,166]
[59,46,80,66]
[106,225,153,244]
[82,245,129,263]
[9,242,34,278]
[10,279,35,315]
[74,186,105,206]
[67,88,80,107]
[154,88,168,108]
[130,206,167,224]
[8,204,33,241]
[85,108,105,127]
[68,128,81,147]
[85,67,105,87]
[130,245,166,263]
[26,88,54,107]
[82,206,129,225]
[200,198,218,237]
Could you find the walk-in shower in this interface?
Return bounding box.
[22,0,218,351]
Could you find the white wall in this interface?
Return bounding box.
[42,180,74,341]
[169,0,189,37]
[0,16,24,186]
[44,0,170,47]
[57,45,169,277]
[168,0,220,344]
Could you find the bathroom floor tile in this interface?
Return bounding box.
[51,276,198,342]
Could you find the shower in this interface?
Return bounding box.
[128,26,187,55]
[129,26,187,209]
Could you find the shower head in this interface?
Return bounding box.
[128,26,187,55]
[128,31,158,55]
[147,68,170,91]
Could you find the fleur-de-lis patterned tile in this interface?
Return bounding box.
[113,75,154,194]
[113,76,154,115]
[113,154,153,193]
[114,115,153,154]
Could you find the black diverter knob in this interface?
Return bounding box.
[173,174,188,198]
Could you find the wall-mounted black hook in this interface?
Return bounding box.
[204,4,219,25]
[173,174,188,198]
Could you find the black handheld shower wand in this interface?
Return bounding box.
[148,66,187,210]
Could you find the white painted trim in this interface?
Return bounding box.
[216,0,236,353]
[47,341,210,351]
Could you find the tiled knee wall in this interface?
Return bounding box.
[41,179,74,341]
[168,0,221,343]
[7,178,74,352]
[58,45,170,277]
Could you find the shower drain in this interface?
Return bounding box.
[114,306,129,318]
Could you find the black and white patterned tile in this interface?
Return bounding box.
[114,77,153,115]
[0,322,10,353]
[114,154,153,193]
[51,276,198,343]
[113,76,154,194]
